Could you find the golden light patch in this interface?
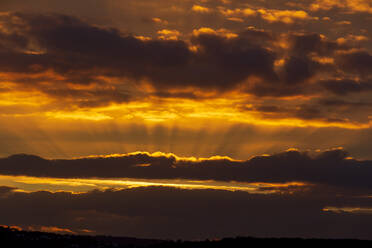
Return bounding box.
[218,7,257,18]
[157,29,181,40]
[274,59,286,66]
[311,56,335,64]
[0,174,308,195]
[226,17,244,22]
[337,34,368,44]
[135,35,152,41]
[0,225,23,231]
[152,17,169,25]
[0,69,370,130]
[192,5,212,13]
[0,83,52,107]
[192,27,238,39]
[0,86,368,129]
[257,9,316,24]
[28,226,76,234]
[45,111,112,121]
[219,7,316,24]
[84,151,241,163]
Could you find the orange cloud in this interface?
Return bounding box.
[219,7,256,17]
[192,27,238,39]
[310,0,372,13]
[219,7,316,24]
[191,5,212,13]
[157,29,181,40]
[0,174,305,195]
[152,17,169,25]
[27,226,76,234]
[257,9,316,24]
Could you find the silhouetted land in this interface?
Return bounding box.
[1,226,372,248]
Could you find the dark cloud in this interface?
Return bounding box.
[321,79,372,95]
[247,32,348,96]
[0,11,370,110]
[282,56,319,85]
[247,83,308,97]
[336,51,372,77]
[2,149,372,191]
[0,11,369,102]
[0,12,277,93]
[319,99,372,108]
[246,99,372,126]
[0,186,15,195]
[1,185,372,239]
[249,104,323,120]
[290,33,347,57]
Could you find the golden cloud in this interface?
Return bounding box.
[191,5,212,13]
[310,0,372,13]
[218,7,316,24]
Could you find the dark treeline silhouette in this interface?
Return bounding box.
[1,226,372,248]
[0,226,161,248]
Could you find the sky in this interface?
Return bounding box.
[0,0,372,240]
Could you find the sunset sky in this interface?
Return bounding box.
[1,0,372,240]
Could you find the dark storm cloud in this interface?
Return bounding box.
[245,98,372,126]
[289,33,347,57]
[0,12,276,92]
[321,79,372,95]
[319,99,372,108]
[2,149,372,191]
[0,11,369,102]
[1,185,372,239]
[246,32,348,96]
[336,51,372,77]
[274,33,347,88]
[282,56,320,85]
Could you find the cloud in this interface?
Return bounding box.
[336,51,372,77]
[257,9,316,24]
[1,185,372,239]
[191,5,212,14]
[0,186,15,195]
[2,149,372,191]
[0,11,370,127]
[310,0,372,14]
[289,33,347,57]
[0,12,278,96]
[321,79,372,95]
[218,7,317,24]
[157,29,181,40]
[0,11,368,104]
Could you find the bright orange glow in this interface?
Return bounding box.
[157,29,181,40]
[82,151,242,162]
[192,27,238,39]
[0,175,307,194]
[0,87,369,129]
[38,226,76,234]
[192,5,212,13]
[257,9,315,24]
[218,7,315,23]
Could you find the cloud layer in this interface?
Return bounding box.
[0,1,371,240]
[1,149,372,191]
[1,184,372,240]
